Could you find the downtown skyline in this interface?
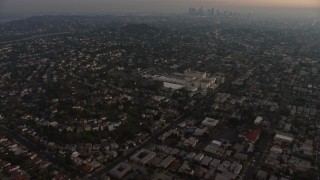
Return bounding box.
[1,0,320,14]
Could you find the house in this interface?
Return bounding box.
[194,153,205,162]
[159,155,176,168]
[185,152,196,160]
[183,137,198,147]
[256,170,268,180]
[274,132,294,143]
[0,136,8,143]
[283,123,292,132]
[202,117,219,127]
[234,152,248,161]
[82,163,94,172]
[13,173,30,180]
[240,128,261,144]
[288,156,312,172]
[169,148,180,155]
[4,165,20,174]
[194,127,208,136]
[204,144,225,157]
[26,152,37,160]
[211,140,222,147]
[0,161,11,171]
[195,166,208,178]
[210,158,220,167]
[168,160,181,172]
[178,161,194,175]
[270,146,283,154]
[254,116,263,125]
[152,173,172,180]
[201,156,213,166]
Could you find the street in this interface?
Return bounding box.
[0,125,82,177]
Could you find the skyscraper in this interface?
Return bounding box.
[198,6,204,16]
[188,7,197,16]
[209,8,215,16]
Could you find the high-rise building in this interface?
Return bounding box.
[198,6,204,16]
[209,8,215,16]
[187,7,224,17]
[188,8,197,16]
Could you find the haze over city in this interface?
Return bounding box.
[0,0,320,179]
[1,0,320,16]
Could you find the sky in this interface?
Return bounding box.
[0,0,319,14]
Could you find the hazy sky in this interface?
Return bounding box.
[0,0,320,14]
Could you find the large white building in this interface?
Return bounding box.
[196,78,216,89]
[163,82,184,90]
[152,70,223,91]
[184,70,207,79]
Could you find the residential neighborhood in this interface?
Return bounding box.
[0,8,319,180]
